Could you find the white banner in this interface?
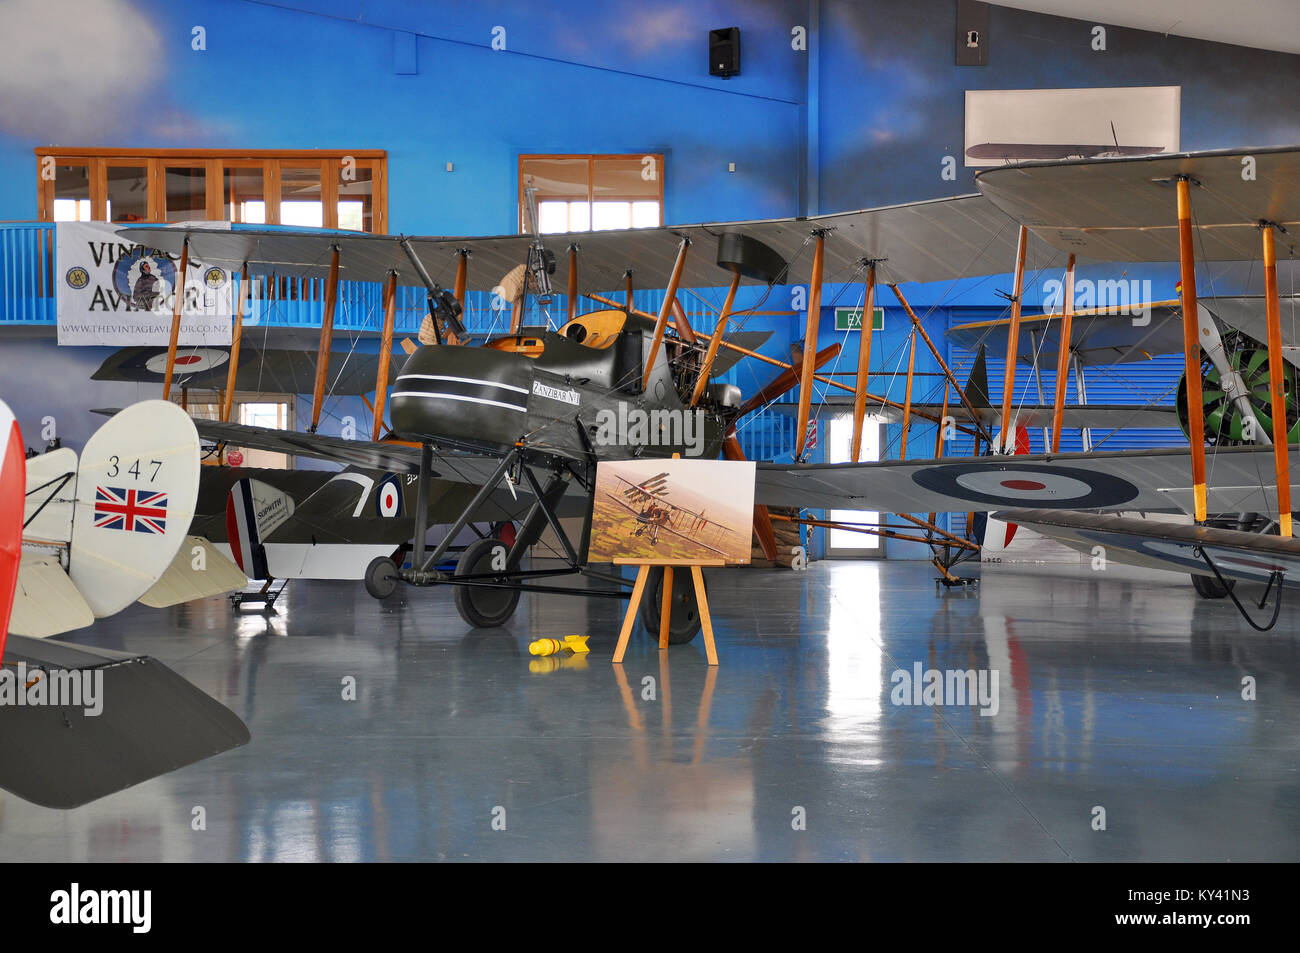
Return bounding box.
[56,222,234,346]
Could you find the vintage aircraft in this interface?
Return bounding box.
[117,144,1300,637]
[0,398,249,809]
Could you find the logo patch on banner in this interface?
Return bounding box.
[93,486,168,534]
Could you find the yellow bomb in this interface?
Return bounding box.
[528,635,590,656]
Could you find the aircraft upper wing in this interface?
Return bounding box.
[768,400,1177,430]
[121,193,1048,291]
[755,443,1300,516]
[975,145,1300,261]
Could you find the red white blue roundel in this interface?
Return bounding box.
[376,475,403,517]
[911,462,1140,509]
[144,348,230,375]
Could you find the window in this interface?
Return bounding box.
[519,154,663,234]
[37,149,388,232]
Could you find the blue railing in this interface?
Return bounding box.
[0,221,692,336]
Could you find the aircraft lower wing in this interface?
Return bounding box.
[997,508,1300,588]
[755,443,1300,516]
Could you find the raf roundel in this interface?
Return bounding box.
[143,347,230,375]
[376,476,403,518]
[911,462,1140,509]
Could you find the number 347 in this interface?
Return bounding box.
[107,456,162,481]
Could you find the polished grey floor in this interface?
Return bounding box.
[2,559,1298,862]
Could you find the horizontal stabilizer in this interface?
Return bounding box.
[22,447,76,544]
[0,635,250,809]
[995,508,1300,587]
[8,553,94,638]
[139,535,248,607]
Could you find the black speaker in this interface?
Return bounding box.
[709,27,740,78]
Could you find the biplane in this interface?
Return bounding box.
[603,470,743,558]
[113,144,1300,637]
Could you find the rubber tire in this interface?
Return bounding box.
[1191,572,1235,599]
[364,556,399,599]
[638,566,703,645]
[453,537,522,628]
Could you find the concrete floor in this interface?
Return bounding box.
[1,559,1298,862]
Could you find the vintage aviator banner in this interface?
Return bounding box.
[56,222,234,346]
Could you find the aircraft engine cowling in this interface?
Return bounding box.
[389,345,535,451]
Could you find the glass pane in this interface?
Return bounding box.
[106,165,148,222]
[52,164,90,220]
[519,157,587,232]
[568,201,590,231]
[280,165,323,227]
[163,166,206,222]
[338,164,372,231]
[223,166,265,223]
[537,201,569,233]
[631,200,660,228]
[592,156,660,202]
[591,201,631,231]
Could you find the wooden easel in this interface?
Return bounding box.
[611,558,725,665]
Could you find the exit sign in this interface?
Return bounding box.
[834,306,884,331]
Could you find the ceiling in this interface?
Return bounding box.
[989,1,1300,55]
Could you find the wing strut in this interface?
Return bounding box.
[161,237,190,402]
[690,267,741,405]
[566,244,579,323]
[372,270,398,441]
[1262,222,1292,536]
[642,237,690,392]
[221,262,248,425]
[1176,176,1209,522]
[795,231,826,459]
[309,244,341,433]
[1049,254,1076,452]
[899,328,918,458]
[851,262,878,462]
[997,225,1029,452]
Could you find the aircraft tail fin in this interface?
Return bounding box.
[1,400,24,660]
[67,401,201,618]
[8,553,95,638]
[225,478,295,580]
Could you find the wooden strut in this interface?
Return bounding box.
[625,270,634,309]
[220,262,247,424]
[899,328,917,459]
[310,245,341,432]
[1176,176,1208,522]
[1050,254,1076,453]
[642,238,690,391]
[796,231,826,459]
[999,225,1029,452]
[1262,223,1292,537]
[851,263,877,462]
[887,283,992,444]
[690,268,741,405]
[161,238,190,402]
[586,292,976,434]
[372,270,398,442]
[722,432,779,561]
[566,245,578,324]
[671,297,697,345]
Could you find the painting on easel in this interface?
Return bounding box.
[589,458,756,564]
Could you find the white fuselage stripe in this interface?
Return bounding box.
[396,374,529,394]
[390,391,528,413]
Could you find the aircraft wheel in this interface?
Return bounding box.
[364,556,399,599]
[638,566,702,644]
[1191,572,1235,599]
[453,537,521,627]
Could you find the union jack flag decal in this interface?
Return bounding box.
[94,486,168,534]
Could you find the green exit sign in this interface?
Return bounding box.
[834,306,884,332]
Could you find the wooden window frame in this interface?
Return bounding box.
[36,148,389,234]
[517,153,664,233]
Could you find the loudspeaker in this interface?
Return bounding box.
[709,27,740,77]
